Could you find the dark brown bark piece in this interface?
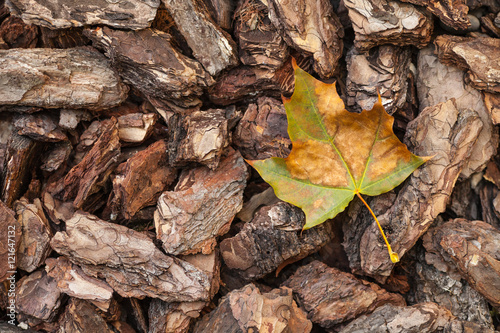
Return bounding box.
[205,0,233,30]
[6,0,159,29]
[57,298,114,333]
[220,201,333,281]
[0,47,128,110]
[193,283,312,333]
[13,112,67,142]
[56,118,120,209]
[338,302,496,333]
[343,100,483,279]
[38,26,89,48]
[400,0,470,30]
[233,96,291,160]
[423,219,500,307]
[434,35,500,93]
[107,139,177,220]
[45,257,114,312]
[344,0,433,51]
[50,211,211,302]
[0,15,38,48]
[85,27,214,108]
[162,0,239,76]
[236,187,280,223]
[148,299,205,333]
[155,148,247,255]
[0,200,20,282]
[16,269,62,322]
[417,46,498,178]
[14,197,52,273]
[40,142,72,173]
[283,261,405,328]
[117,113,157,144]
[167,109,230,169]
[234,0,288,70]
[479,181,500,229]
[1,133,39,207]
[267,0,343,79]
[346,45,411,114]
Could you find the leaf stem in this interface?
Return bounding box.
[355,192,399,263]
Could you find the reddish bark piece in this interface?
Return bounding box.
[423,219,500,307]
[0,200,20,282]
[117,113,157,144]
[14,197,52,273]
[0,16,38,48]
[58,117,120,209]
[155,148,247,255]
[50,211,211,302]
[193,284,312,333]
[108,140,177,220]
[220,202,333,281]
[57,298,114,333]
[45,257,113,312]
[283,261,405,328]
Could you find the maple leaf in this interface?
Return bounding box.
[247,59,429,262]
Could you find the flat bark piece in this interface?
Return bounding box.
[58,117,120,209]
[344,99,483,279]
[423,219,500,307]
[344,0,433,51]
[148,299,206,333]
[0,200,20,282]
[233,96,291,160]
[417,46,498,178]
[42,192,75,225]
[45,257,113,312]
[59,109,92,130]
[267,0,343,79]
[0,47,128,110]
[1,133,39,207]
[181,250,221,299]
[40,141,72,173]
[483,92,500,125]
[162,0,238,76]
[50,211,211,302]
[0,15,38,48]
[236,187,280,223]
[220,201,333,281]
[193,283,312,333]
[117,113,157,144]
[234,0,288,70]
[84,27,214,108]
[400,0,470,30]
[108,139,177,220]
[14,197,52,273]
[338,302,496,333]
[13,112,67,142]
[434,35,500,94]
[57,298,114,333]
[167,109,230,169]
[16,269,62,322]
[346,45,411,114]
[38,26,89,48]
[283,261,405,328]
[155,148,247,255]
[6,0,159,30]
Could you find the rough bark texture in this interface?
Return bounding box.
[220,202,333,281]
[344,99,482,279]
[107,139,177,221]
[0,16,37,48]
[282,261,405,328]
[0,200,20,282]
[484,92,500,125]
[417,46,498,178]
[14,197,52,273]
[117,113,157,144]
[155,148,247,255]
[50,211,211,302]
[13,112,67,142]
[45,256,114,312]
[267,0,343,79]
[162,0,239,76]
[167,109,230,169]
[423,219,500,308]
[399,0,470,30]
[344,0,433,51]
[85,27,214,108]
[434,35,500,93]
[56,298,114,333]
[6,0,159,29]
[346,45,412,114]
[233,96,291,160]
[0,47,128,110]
[193,284,312,333]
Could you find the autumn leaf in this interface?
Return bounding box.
[247,59,429,262]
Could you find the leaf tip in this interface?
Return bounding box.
[291,56,298,70]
